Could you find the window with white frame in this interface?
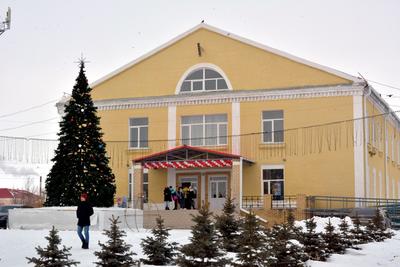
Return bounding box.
[129,118,148,148]
[262,167,284,200]
[181,114,227,146]
[262,110,284,143]
[179,68,228,93]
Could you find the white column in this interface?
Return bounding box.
[168,105,177,149]
[167,168,176,187]
[232,102,240,154]
[353,95,365,198]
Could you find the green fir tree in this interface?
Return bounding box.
[338,218,354,249]
[270,223,308,267]
[45,61,115,207]
[177,204,230,267]
[141,216,178,265]
[214,196,240,252]
[322,219,345,254]
[235,210,274,267]
[300,218,328,261]
[26,226,79,267]
[94,216,137,266]
[350,213,371,245]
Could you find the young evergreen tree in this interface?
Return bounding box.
[270,223,308,267]
[214,196,240,252]
[26,226,79,267]
[94,216,137,266]
[141,215,178,265]
[338,218,354,249]
[371,208,394,240]
[45,61,115,207]
[350,213,371,245]
[234,210,274,267]
[322,219,346,254]
[286,209,302,239]
[300,218,329,261]
[177,204,230,267]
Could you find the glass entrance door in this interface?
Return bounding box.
[209,175,227,210]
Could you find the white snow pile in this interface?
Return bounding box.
[295,216,354,232]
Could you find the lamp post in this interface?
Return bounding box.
[0,7,11,36]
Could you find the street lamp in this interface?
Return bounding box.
[0,7,11,36]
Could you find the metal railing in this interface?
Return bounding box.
[242,196,263,209]
[272,195,297,209]
[307,195,400,210]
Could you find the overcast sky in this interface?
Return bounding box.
[0,0,399,141]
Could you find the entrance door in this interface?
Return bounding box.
[209,175,227,210]
[179,176,198,209]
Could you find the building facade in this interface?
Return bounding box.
[82,24,400,210]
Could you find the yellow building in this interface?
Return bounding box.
[86,24,400,211]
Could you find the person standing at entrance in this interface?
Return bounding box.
[76,193,94,249]
[163,186,171,210]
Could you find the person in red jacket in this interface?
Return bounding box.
[76,193,94,249]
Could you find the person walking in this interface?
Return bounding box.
[76,193,94,249]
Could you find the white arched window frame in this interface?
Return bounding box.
[175,63,233,94]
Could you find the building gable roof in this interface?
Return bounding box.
[91,23,360,88]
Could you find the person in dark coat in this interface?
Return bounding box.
[164,187,171,210]
[76,193,94,249]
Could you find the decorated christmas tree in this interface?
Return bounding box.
[141,215,178,265]
[26,226,79,267]
[177,204,230,267]
[300,217,328,261]
[214,196,240,252]
[322,219,346,254]
[94,216,137,266]
[45,61,115,207]
[235,210,274,266]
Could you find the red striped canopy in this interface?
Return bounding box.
[143,159,233,169]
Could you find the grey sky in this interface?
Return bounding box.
[0,0,399,140]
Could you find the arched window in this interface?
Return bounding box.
[179,67,229,93]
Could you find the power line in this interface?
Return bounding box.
[0,117,58,132]
[0,98,59,119]
[1,109,400,143]
[367,79,400,91]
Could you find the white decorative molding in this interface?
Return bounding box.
[94,85,365,111]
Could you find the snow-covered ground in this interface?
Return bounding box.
[0,217,400,266]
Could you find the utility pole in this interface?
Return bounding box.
[0,7,11,36]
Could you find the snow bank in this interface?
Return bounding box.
[8,207,143,230]
[295,216,353,232]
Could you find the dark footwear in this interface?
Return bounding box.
[82,241,89,249]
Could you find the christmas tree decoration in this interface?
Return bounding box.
[44,61,116,207]
[26,226,79,267]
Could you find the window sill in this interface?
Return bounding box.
[259,143,286,149]
[128,147,152,152]
[181,144,228,150]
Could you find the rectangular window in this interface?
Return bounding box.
[129,117,148,148]
[181,114,228,146]
[262,110,284,143]
[262,168,284,200]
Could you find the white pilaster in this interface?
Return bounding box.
[168,105,177,149]
[353,95,364,198]
[232,102,240,154]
